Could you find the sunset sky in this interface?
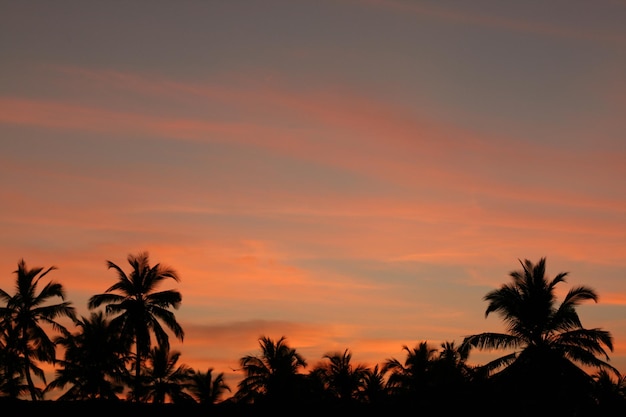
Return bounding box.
[1,0,625,397]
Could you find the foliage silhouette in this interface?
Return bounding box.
[187,367,231,406]
[139,345,194,404]
[358,363,388,405]
[46,311,129,400]
[235,335,308,405]
[461,257,620,412]
[311,348,369,403]
[0,255,624,415]
[591,369,626,412]
[0,259,76,400]
[88,252,184,401]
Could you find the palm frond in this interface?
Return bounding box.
[462,332,521,351]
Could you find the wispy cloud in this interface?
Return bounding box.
[356,0,626,44]
[3,68,624,215]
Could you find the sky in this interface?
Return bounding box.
[1,0,625,398]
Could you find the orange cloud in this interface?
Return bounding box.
[597,292,626,306]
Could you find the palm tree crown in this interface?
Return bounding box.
[87,252,184,400]
[383,341,438,399]
[236,335,307,404]
[0,259,76,400]
[462,258,617,375]
[188,368,231,405]
[313,348,369,403]
[46,311,129,400]
[139,345,194,404]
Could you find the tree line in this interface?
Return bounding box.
[1,253,625,415]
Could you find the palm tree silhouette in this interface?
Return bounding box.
[312,348,369,403]
[188,368,231,406]
[592,369,626,411]
[383,341,437,405]
[0,321,26,398]
[0,259,76,400]
[87,252,184,401]
[138,345,194,404]
[461,257,619,410]
[46,311,129,400]
[429,340,473,387]
[358,364,388,405]
[235,335,307,405]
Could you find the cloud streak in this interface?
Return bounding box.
[356,0,626,44]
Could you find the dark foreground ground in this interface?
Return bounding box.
[3,397,625,417]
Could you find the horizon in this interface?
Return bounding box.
[1,0,625,399]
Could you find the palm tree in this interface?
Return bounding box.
[358,364,388,405]
[188,368,231,406]
[46,311,130,400]
[592,369,626,411]
[138,345,194,404]
[382,341,438,404]
[428,341,477,411]
[87,252,184,400]
[461,257,619,410]
[430,340,473,387]
[313,348,369,403]
[235,335,307,405]
[0,259,76,400]
[0,322,28,398]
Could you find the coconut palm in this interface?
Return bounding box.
[383,341,438,403]
[46,311,130,400]
[87,252,184,400]
[0,259,76,400]
[313,348,369,403]
[592,369,626,411]
[462,258,618,373]
[188,368,231,405]
[430,340,473,386]
[358,364,388,405]
[461,257,619,410]
[0,322,28,398]
[138,345,194,404]
[235,335,307,404]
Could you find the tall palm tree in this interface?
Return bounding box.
[138,345,194,404]
[188,368,231,406]
[0,259,76,400]
[87,252,184,400]
[313,348,369,403]
[235,335,307,405]
[46,311,130,400]
[461,257,619,409]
